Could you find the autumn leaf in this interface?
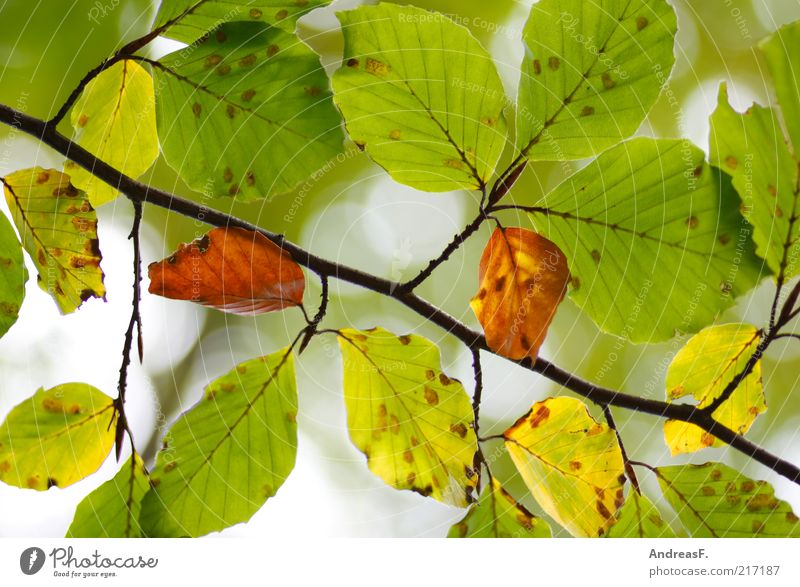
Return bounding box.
[0,383,116,491]
[66,60,158,207]
[338,327,478,507]
[448,478,551,538]
[470,227,569,361]
[504,396,626,537]
[148,226,304,315]
[657,463,800,537]
[663,323,765,455]
[2,168,105,314]
[607,490,677,538]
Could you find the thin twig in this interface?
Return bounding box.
[398,211,489,292]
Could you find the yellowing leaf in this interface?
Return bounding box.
[504,396,625,537]
[0,383,116,491]
[148,227,304,315]
[607,490,677,538]
[2,168,105,314]
[448,478,551,538]
[664,323,765,455]
[470,227,569,361]
[657,463,800,537]
[338,327,478,507]
[67,455,149,538]
[66,60,158,207]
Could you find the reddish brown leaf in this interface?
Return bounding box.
[470,227,569,360]
[148,227,304,315]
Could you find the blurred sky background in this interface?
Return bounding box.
[2,0,800,537]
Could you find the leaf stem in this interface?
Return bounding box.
[601,405,640,494]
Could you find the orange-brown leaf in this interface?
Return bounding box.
[470,227,569,360]
[148,227,304,315]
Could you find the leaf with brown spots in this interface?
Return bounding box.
[67,455,149,538]
[338,327,478,507]
[504,396,626,537]
[332,4,507,192]
[517,0,676,160]
[139,348,298,537]
[448,479,551,538]
[148,226,304,315]
[470,227,569,361]
[663,324,765,455]
[152,20,343,200]
[527,137,762,342]
[152,1,332,43]
[2,168,105,314]
[0,383,115,491]
[65,60,158,206]
[657,463,800,537]
[607,490,677,538]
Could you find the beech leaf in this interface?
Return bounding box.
[2,168,105,314]
[607,490,677,538]
[66,60,158,207]
[657,463,800,537]
[0,212,27,338]
[504,396,626,537]
[663,323,765,455]
[148,226,304,315]
[470,227,569,361]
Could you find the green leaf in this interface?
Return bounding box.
[65,60,158,207]
[153,0,331,44]
[2,168,105,314]
[607,490,677,537]
[528,137,763,342]
[338,327,478,507]
[153,21,343,200]
[709,83,800,280]
[664,323,765,455]
[0,212,27,338]
[517,0,676,160]
[448,478,551,538]
[0,383,116,491]
[67,455,149,538]
[761,21,800,153]
[657,463,800,537]
[504,396,626,537]
[332,4,507,192]
[139,348,297,537]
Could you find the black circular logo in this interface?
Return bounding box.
[19,547,45,575]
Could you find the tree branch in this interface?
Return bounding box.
[1,102,799,485]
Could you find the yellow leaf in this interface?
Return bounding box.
[504,396,626,537]
[470,227,569,361]
[66,60,158,206]
[448,478,551,538]
[3,168,105,314]
[338,327,478,507]
[664,323,765,455]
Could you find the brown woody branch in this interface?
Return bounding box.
[1,102,799,485]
